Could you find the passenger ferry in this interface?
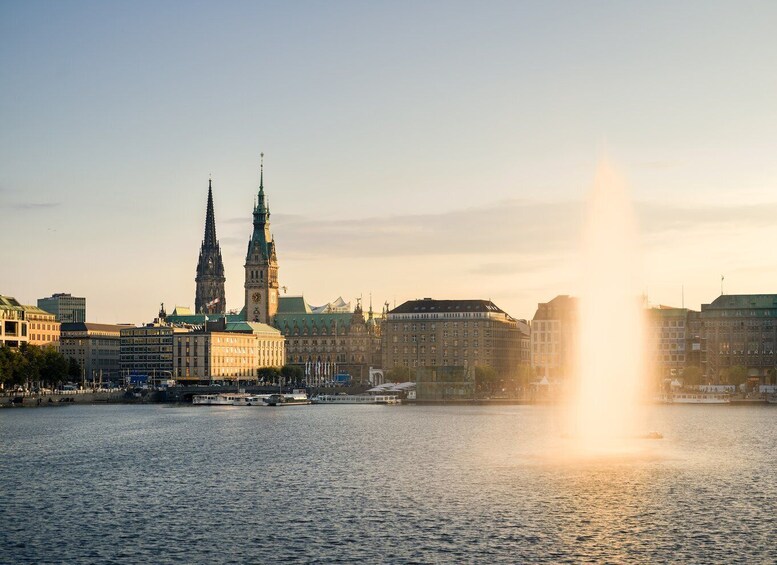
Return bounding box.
[656,392,730,404]
[264,390,312,406]
[233,394,272,406]
[192,392,252,406]
[312,394,401,405]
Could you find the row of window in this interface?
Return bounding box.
[29,322,57,330]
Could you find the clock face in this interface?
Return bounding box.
[252,292,261,302]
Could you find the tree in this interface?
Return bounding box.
[67,357,81,381]
[258,366,282,385]
[281,365,304,386]
[40,346,68,387]
[475,365,500,395]
[723,365,748,386]
[0,345,70,389]
[385,366,413,382]
[682,366,703,387]
[0,346,17,387]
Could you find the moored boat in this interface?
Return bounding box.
[656,392,730,404]
[193,392,251,406]
[233,394,272,406]
[263,391,312,406]
[312,394,401,405]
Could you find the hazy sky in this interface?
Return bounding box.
[2,1,777,323]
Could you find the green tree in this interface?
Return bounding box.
[67,357,81,381]
[682,366,703,387]
[475,365,500,395]
[385,366,413,382]
[258,366,282,385]
[723,365,748,386]
[0,346,16,387]
[40,346,68,387]
[281,364,304,386]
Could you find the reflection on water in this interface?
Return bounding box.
[1,405,775,563]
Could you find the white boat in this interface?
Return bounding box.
[264,390,311,406]
[233,394,272,406]
[656,392,730,404]
[192,392,251,406]
[312,394,401,405]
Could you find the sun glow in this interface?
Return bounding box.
[572,160,647,452]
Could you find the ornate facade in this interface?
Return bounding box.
[244,154,279,324]
[278,296,382,384]
[195,179,226,314]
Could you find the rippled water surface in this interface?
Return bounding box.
[1,404,775,564]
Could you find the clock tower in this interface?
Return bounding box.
[244,154,279,323]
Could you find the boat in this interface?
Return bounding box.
[232,394,272,406]
[312,394,401,405]
[263,391,312,406]
[192,392,251,405]
[656,392,730,404]
[766,394,777,405]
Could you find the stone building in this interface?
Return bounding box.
[60,323,124,382]
[244,155,279,325]
[195,179,226,315]
[172,319,285,383]
[646,306,689,380]
[37,293,86,323]
[700,294,777,384]
[120,323,190,380]
[22,305,60,347]
[381,298,524,381]
[0,295,28,348]
[530,295,578,380]
[277,296,382,384]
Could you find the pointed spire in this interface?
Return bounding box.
[259,152,264,193]
[254,152,270,218]
[204,177,217,246]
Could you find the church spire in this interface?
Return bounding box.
[196,176,226,315]
[204,177,217,246]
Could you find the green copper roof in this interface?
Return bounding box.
[0,295,24,311]
[704,294,777,310]
[224,321,282,336]
[171,306,193,316]
[278,296,311,314]
[165,313,244,325]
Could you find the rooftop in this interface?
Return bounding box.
[703,294,777,310]
[390,299,507,315]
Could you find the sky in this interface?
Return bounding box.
[2,1,777,324]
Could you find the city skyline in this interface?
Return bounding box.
[2,2,777,323]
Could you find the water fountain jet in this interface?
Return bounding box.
[571,159,649,452]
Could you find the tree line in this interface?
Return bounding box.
[0,344,81,389]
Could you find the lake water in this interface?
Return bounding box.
[1,404,775,564]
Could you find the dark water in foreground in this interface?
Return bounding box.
[1,404,775,564]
